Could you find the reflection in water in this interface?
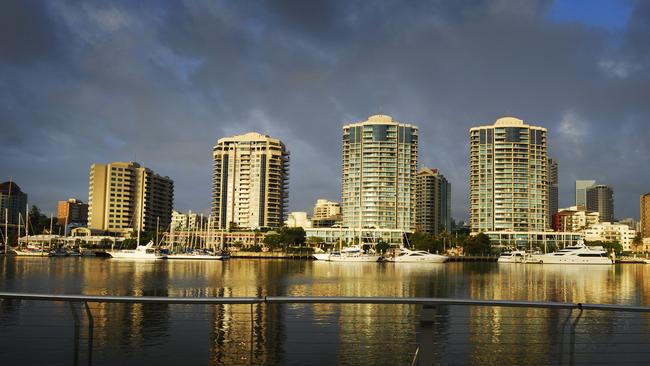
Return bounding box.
[3,257,650,364]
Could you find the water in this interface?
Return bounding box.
[2,257,650,365]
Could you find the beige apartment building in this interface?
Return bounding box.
[88,162,174,235]
[470,117,548,233]
[211,132,289,229]
[313,199,341,219]
[341,115,418,232]
[642,193,650,238]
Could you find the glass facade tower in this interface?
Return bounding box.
[470,117,548,233]
[341,115,418,231]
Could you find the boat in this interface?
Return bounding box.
[383,247,448,263]
[328,245,381,262]
[498,250,542,264]
[312,253,331,261]
[49,248,70,257]
[164,249,223,260]
[108,240,163,260]
[12,245,50,257]
[532,241,613,265]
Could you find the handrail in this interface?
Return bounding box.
[2,292,650,312]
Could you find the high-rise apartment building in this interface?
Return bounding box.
[575,180,595,208]
[88,162,174,234]
[416,168,451,235]
[586,184,614,222]
[211,132,289,230]
[640,193,650,238]
[547,158,558,225]
[0,181,28,226]
[341,115,418,231]
[57,198,88,226]
[470,117,548,233]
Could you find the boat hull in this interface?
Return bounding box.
[312,253,331,261]
[328,255,381,262]
[108,252,163,260]
[164,254,223,260]
[533,255,612,265]
[384,256,447,263]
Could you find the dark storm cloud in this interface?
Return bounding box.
[1,0,649,222]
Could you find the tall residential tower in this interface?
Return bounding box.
[341,115,418,231]
[470,117,548,233]
[211,132,289,229]
[547,158,558,224]
[416,168,451,235]
[641,193,650,238]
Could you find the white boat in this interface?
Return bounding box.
[328,245,381,262]
[12,247,50,257]
[533,241,613,265]
[312,253,331,261]
[498,250,542,264]
[383,248,448,263]
[108,241,163,260]
[164,249,223,260]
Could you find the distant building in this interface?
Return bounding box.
[470,117,548,233]
[313,199,341,220]
[342,115,418,231]
[641,193,650,239]
[211,132,289,230]
[547,159,558,226]
[0,181,28,226]
[285,212,312,228]
[312,199,342,228]
[575,180,596,207]
[170,210,207,231]
[586,184,614,223]
[57,198,88,226]
[552,206,600,232]
[416,168,451,235]
[88,162,174,235]
[617,218,639,233]
[583,222,636,252]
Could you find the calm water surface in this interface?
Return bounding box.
[2,257,650,365]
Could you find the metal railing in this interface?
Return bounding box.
[2,292,650,365]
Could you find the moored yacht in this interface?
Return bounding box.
[533,241,613,265]
[108,241,163,260]
[328,245,381,262]
[383,248,448,263]
[498,250,542,264]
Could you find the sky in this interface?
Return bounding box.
[1,0,649,222]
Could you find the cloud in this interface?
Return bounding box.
[1,0,650,223]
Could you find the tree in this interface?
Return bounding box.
[263,233,283,249]
[277,227,306,246]
[463,233,491,255]
[375,241,390,254]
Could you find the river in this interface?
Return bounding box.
[2,257,650,365]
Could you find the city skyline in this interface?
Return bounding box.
[2,1,650,221]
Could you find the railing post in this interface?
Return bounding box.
[558,309,573,366]
[84,302,94,366]
[569,306,583,366]
[417,304,436,366]
[69,302,80,366]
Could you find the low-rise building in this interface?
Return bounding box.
[284,212,312,228]
[583,222,636,252]
[552,206,600,232]
[57,198,88,226]
[305,227,406,246]
[171,210,207,231]
[485,231,583,250]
